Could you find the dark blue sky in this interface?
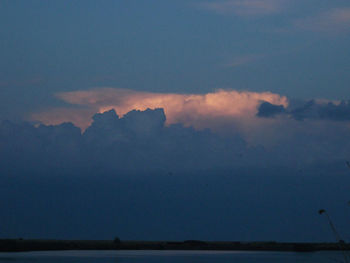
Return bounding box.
[1,0,350,242]
[1,0,350,121]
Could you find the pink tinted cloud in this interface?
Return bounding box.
[32,88,288,134]
[31,108,97,131]
[294,7,350,33]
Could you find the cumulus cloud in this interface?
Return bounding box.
[4,106,350,175]
[31,108,97,131]
[2,108,254,174]
[291,100,350,121]
[32,88,288,139]
[257,101,286,118]
[198,0,288,16]
[3,108,350,242]
[257,99,350,122]
[31,88,350,153]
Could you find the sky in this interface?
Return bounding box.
[1,0,350,242]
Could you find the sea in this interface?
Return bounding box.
[0,250,347,263]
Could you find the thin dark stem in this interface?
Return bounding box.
[323,211,349,263]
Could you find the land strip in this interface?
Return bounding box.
[1,239,350,252]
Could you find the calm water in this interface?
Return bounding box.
[0,250,346,263]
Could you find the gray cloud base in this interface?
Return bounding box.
[1,108,350,242]
[257,100,350,121]
[0,108,249,175]
[256,101,286,118]
[2,107,350,175]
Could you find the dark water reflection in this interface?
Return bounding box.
[0,250,345,263]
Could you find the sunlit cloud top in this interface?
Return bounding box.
[32,88,288,132]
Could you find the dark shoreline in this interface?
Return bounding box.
[1,239,349,252]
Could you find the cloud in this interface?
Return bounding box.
[5,106,350,175]
[2,109,251,174]
[257,99,350,122]
[31,108,97,131]
[32,88,289,135]
[3,108,350,242]
[84,108,166,144]
[291,100,350,121]
[197,1,350,34]
[28,88,350,166]
[32,88,350,152]
[294,7,350,33]
[257,101,286,118]
[198,0,287,16]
